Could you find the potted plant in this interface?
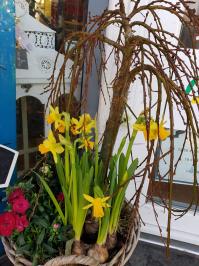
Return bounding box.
[1,0,199,265]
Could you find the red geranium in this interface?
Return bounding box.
[57,192,64,202]
[8,188,24,204]
[12,197,30,214]
[15,214,29,232]
[0,212,16,236]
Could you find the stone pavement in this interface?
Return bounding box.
[127,241,199,266]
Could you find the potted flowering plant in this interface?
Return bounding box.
[1,107,170,265]
[2,0,199,265]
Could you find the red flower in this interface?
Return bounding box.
[12,197,30,214]
[57,192,64,202]
[0,212,16,237]
[8,188,24,204]
[15,214,29,232]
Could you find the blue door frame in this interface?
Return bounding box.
[0,0,16,255]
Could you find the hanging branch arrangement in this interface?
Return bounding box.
[45,0,199,254]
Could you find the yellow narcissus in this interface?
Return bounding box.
[46,105,65,133]
[191,96,199,104]
[70,117,81,135]
[83,194,110,218]
[78,136,94,151]
[133,120,170,141]
[70,114,95,135]
[79,114,95,134]
[158,121,170,140]
[38,130,64,163]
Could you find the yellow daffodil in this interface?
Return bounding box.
[70,114,95,135]
[70,117,81,135]
[158,121,170,140]
[83,194,110,218]
[38,130,64,163]
[79,114,95,134]
[56,120,65,133]
[191,96,199,104]
[46,105,65,133]
[46,106,60,124]
[133,120,170,141]
[78,136,94,151]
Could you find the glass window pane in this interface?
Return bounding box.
[16,96,44,174]
[16,98,23,150]
[27,97,44,148]
[29,0,89,49]
[179,0,199,49]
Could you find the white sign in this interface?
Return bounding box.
[156,130,199,184]
[0,145,18,188]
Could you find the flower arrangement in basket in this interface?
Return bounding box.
[1,108,170,265]
[1,0,199,265]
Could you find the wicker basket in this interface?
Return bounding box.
[2,212,140,266]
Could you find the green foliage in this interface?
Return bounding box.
[10,175,74,265]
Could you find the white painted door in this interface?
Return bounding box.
[98,0,199,250]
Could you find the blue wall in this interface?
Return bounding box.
[0,1,16,149]
[0,1,16,255]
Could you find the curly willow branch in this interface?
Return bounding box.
[47,0,199,255]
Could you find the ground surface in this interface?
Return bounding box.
[1,241,199,265]
[127,241,199,266]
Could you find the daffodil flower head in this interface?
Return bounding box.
[83,194,110,218]
[46,105,66,133]
[70,117,81,135]
[133,118,170,141]
[191,96,199,104]
[79,113,95,134]
[78,136,94,151]
[158,121,170,140]
[38,130,64,163]
[46,106,61,124]
[70,113,95,135]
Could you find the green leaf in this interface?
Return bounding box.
[16,234,25,246]
[116,136,126,159]
[127,158,139,179]
[95,160,104,187]
[118,153,126,180]
[35,172,66,225]
[32,217,49,229]
[37,229,45,245]
[16,244,32,256]
[43,243,58,254]
[94,185,104,197]
[83,166,94,195]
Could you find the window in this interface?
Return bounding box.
[16,96,44,175]
[27,0,89,49]
[179,0,199,49]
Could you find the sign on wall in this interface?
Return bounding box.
[0,145,18,188]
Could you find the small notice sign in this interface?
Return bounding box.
[16,48,28,70]
[156,130,199,184]
[0,145,18,188]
